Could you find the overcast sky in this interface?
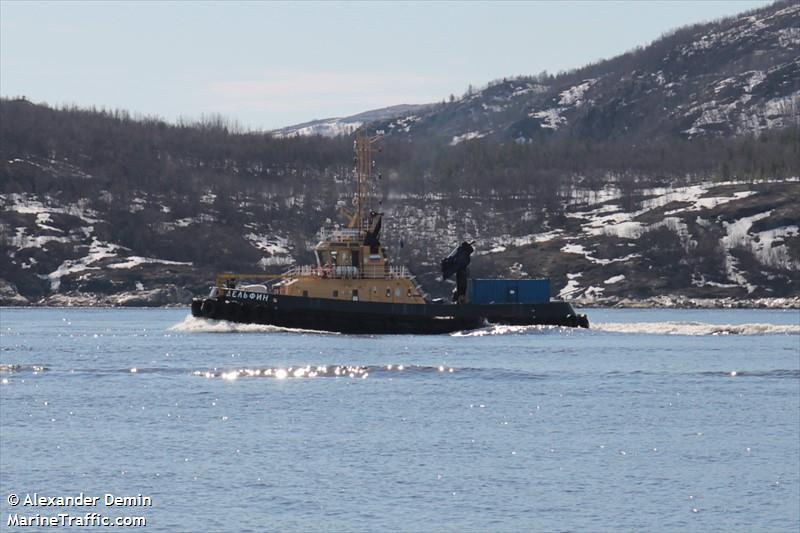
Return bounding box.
[0,0,773,130]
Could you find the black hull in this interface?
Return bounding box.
[190,293,589,334]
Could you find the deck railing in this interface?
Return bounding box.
[317,227,365,243]
[282,264,410,280]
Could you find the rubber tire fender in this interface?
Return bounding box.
[200,299,218,319]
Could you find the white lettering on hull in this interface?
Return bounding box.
[226,290,271,303]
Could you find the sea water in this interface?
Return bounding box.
[1,308,798,531]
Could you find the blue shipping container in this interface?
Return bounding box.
[467,279,550,304]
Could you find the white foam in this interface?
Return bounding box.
[168,315,337,335]
[592,322,800,336]
[452,324,570,337]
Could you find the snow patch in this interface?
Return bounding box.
[479,230,562,255]
[2,193,100,223]
[721,211,772,292]
[11,228,71,249]
[511,84,548,98]
[558,79,595,106]
[750,225,800,269]
[47,239,123,291]
[450,131,484,145]
[777,27,800,47]
[530,108,566,130]
[108,256,192,269]
[245,233,290,255]
[275,120,362,138]
[558,272,583,299]
[560,242,640,265]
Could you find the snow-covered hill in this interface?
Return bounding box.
[2,176,798,306]
[374,1,799,143]
[271,104,434,138]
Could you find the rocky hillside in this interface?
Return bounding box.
[375,1,799,143]
[461,179,800,304]
[1,1,798,307]
[2,161,798,306]
[267,2,799,145]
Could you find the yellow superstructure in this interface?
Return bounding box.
[271,221,426,304]
[216,129,427,305]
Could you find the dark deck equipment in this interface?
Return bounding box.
[468,279,550,305]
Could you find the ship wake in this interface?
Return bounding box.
[169,315,337,335]
[453,321,799,336]
[452,324,576,336]
[591,321,799,336]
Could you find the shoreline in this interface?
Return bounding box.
[2,297,798,311]
[570,296,800,310]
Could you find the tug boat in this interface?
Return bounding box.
[191,131,588,334]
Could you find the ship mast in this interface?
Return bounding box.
[351,129,382,230]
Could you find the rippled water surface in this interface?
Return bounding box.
[1,308,799,531]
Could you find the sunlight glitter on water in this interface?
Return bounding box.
[0,364,47,374]
[1,308,799,531]
[192,364,455,380]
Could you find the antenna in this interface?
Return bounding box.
[351,129,383,230]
